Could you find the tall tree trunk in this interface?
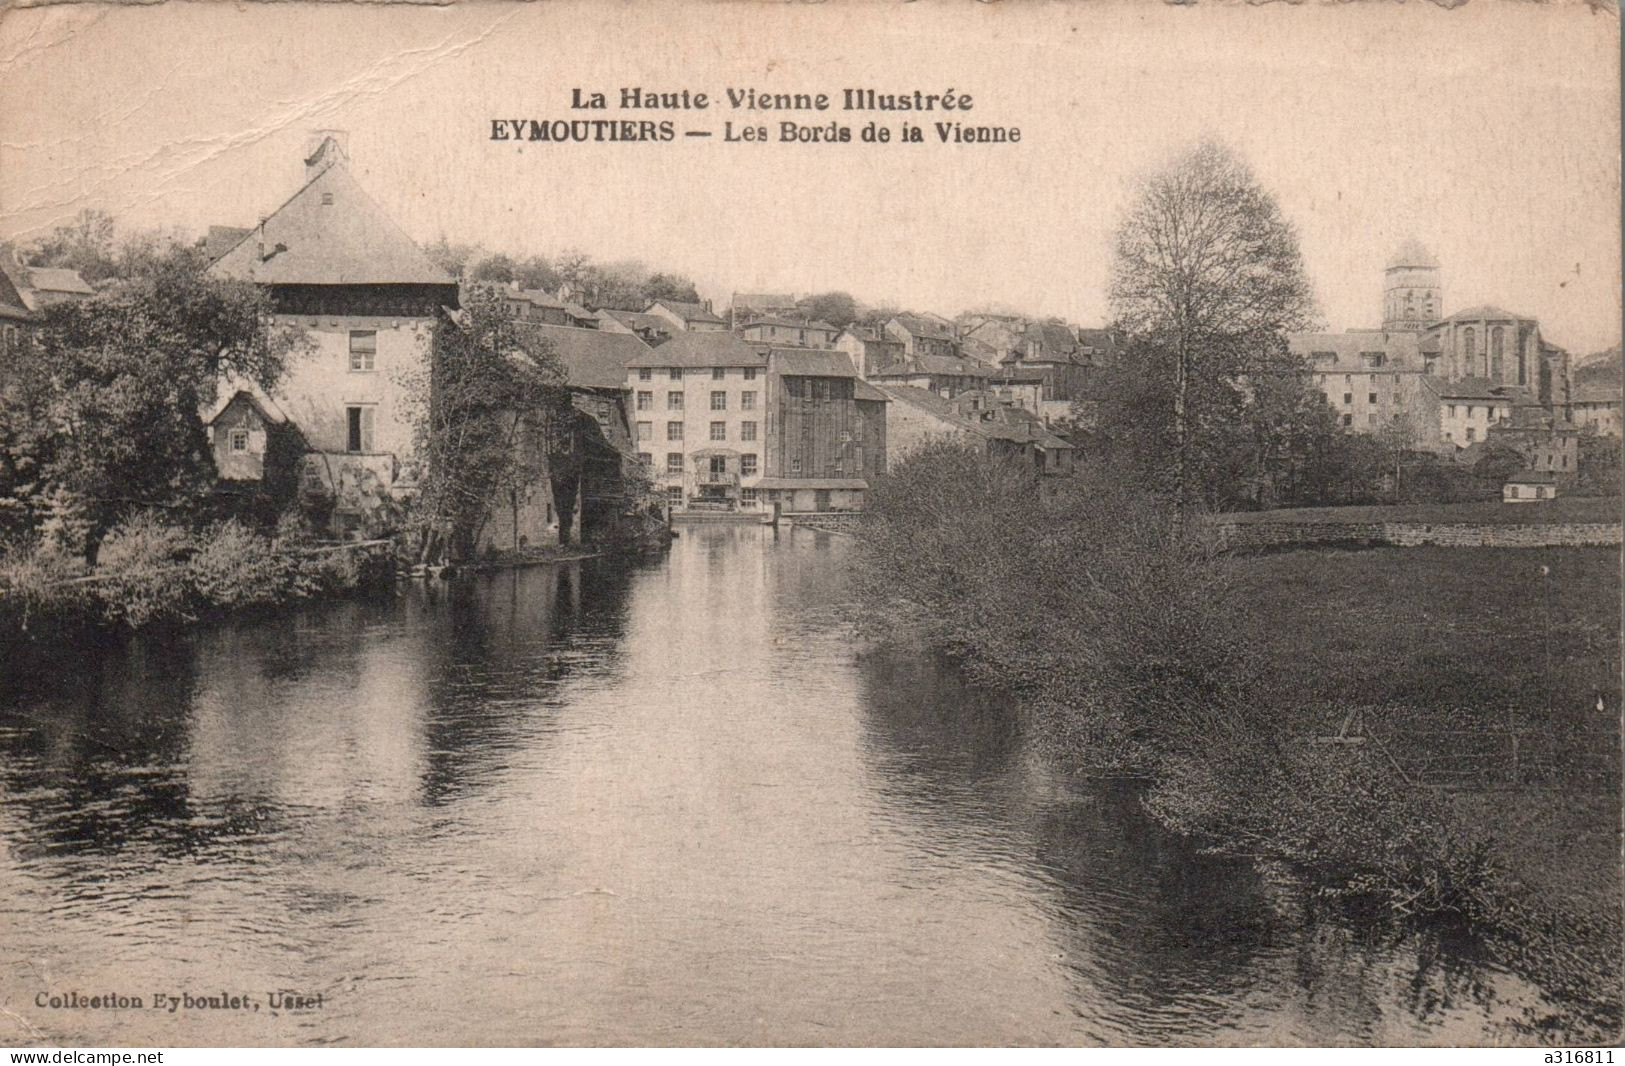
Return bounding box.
[1172,325,1190,535]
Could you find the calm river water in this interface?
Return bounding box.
[0,526,1556,1045]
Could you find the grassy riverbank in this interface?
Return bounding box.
[1219,496,1621,526]
[856,445,1622,1038]
[0,513,393,662]
[1226,546,1621,1036]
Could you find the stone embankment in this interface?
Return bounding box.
[1210,520,1622,553]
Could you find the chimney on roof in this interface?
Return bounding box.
[304,129,350,184]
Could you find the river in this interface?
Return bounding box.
[0,525,1556,1046]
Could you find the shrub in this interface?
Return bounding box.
[188,520,292,609]
[93,511,194,627]
[0,539,92,636]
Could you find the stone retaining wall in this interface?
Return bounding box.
[1211,520,1622,553]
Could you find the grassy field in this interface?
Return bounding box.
[1226,545,1622,937]
[1218,496,1622,526]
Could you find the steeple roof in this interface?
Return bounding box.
[1386,240,1440,271]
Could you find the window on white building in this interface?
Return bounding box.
[348,330,377,372]
[741,391,756,410]
[639,368,653,381]
[637,391,653,410]
[666,453,684,474]
[667,422,684,441]
[710,391,727,411]
[668,392,683,410]
[710,421,726,441]
[229,428,249,452]
[741,421,758,442]
[741,454,758,476]
[670,368,683,381]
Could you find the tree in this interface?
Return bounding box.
[1577,428,1622,495]
[1373,413,1423,501]
[413,285,569,560]
[28,209,117,284]
[423,236,481,280]
[468,253,517,285]
[796,291,859,329]
[514,255,561,293]
[1108,140,1318,516]
[3,244,297,555]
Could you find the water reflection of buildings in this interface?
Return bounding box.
[0,560,646,865]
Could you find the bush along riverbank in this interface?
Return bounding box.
[854,443,1621,1040]
[0,511,395,655]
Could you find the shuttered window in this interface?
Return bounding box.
[349,330,377,371]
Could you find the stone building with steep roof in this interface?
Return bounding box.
[208,131,460,531]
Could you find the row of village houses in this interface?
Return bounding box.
[1,134,1619,548]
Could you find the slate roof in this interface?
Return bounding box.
[648,299,724,326]
[1386,240,1439,270]
[741,315,839,332]
[1436,376,1512,401]
[604,309,673,335]
[491,285,569,310]
[768,347,858,378]
[204,226,253,265]
[1505,469,1557,484]
[853,379,888,403]
[0,250,35,319]
[874,383,966,421]
[625,330,767,369]
[208,163,454,287]
[1024,320,1081,354]
[915,353,993,377]
[28,268,95,296]
[891,313,955,342]
[200,375,288,425]
[1572,384,1624,404]
[528,324,649,390]
[1441,305,1533,323]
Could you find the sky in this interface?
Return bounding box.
[1,1,1619,353]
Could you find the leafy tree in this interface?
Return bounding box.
[423,236,482,280]
[468,253,517,285]
[413,285,570,560]
[2,245,297,556]
[642,271,701,305]
[1108,140,1318,515]
[1473,443,1527,490]
[27,209,117,284]
[795,291,859,329]
[514,255,561,293]
[1577,428,1622,495]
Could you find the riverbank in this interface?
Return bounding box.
[1224,546,1621,1036]
[854,446,1622,1039]
[0,515,395,663]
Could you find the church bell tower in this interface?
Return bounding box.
[1382,240,1442,333]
